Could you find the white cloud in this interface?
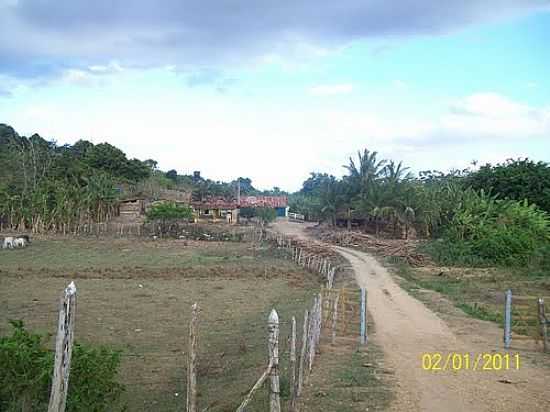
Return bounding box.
[444,92,550,138]
[309,83,354,96]
[3,90,549,191]
[392,80,407,90]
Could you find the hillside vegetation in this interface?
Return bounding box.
[290,150,550,273]
[0,124,284,232]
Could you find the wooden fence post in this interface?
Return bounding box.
[316,292,323,348]
[538,298,548,353]
[331,292,340,345]
[187,303,199,412]
[504,289,512,349]
[48,282,77,412]
[360,288,367,345]
[268,309,281,412]
[308,295,323,372]
[289,316,297,412]
[297,310,309,397]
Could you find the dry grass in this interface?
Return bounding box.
[0,237,321,411]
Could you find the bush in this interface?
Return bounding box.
[146,201,194,236]
[146,201,194,221]
[67,344,125,412]
[0,320,52,411]
[256,208,277,225]
[0,321,125,412]
[430,191,550,267]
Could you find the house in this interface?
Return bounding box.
[118,198,146,222]
[241,196,289,217]
[191,197,240,224]
[116,190,192,222]
[191,195,289,224]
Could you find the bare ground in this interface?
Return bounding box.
[0,237,320,411]
[273,220,550,412]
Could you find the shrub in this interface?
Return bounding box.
[146,201,194,236]
[146,201,194,221]
[432,191,550,267]
[0,321,125,412]
[0,320,52,411]
[256,208,277,225]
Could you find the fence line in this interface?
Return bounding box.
[2,222,258,242]
[34,230,367,412]
[502,289,549,352]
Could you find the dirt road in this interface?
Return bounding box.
[274,220,550,412]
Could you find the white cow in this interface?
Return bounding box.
[14,237,27,248]
[3,236,14,249]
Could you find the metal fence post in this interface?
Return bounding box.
[360,287,367,345]
[538,298,548,353]
[504,289,512,349]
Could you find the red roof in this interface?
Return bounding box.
[191,196,288,209]
[241,196,288,208]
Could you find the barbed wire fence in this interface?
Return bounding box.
[33,226,368,412]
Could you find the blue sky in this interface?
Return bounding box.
[1,1,549,191]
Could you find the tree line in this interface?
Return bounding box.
[0,124,286,233]
[289,149,550,268]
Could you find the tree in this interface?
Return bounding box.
[318,176,345,226]
[465,158,550,213]
[239,207,256,219]
[234,177,256,195]
[146,202,194,236]
[343,149,386,197]
[256,208,276,226]
[166,169,178,182]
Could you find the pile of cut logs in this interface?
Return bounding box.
[314,229,429,266]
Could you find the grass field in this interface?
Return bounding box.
[389,258,550,337]
[0,237,321,411]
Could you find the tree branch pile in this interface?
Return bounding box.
[310,228,430,266]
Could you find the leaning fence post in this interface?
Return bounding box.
[504,289,512,349]
[48,282,77,412]
[289,316,297,412]
[360,288,367,345]
[297,310,309,397]
[268,309,281,412]
[538,298,548,353]
[187,303,199,412]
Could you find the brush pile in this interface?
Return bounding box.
[311,228,429,266]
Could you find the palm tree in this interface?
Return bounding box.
[319,177,343,226]
[382,160,413,184]
[343,149,386,196]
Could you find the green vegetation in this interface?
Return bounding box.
[145,201,194,235]
[0,124,287,233]
[0,321,125,412]
[465,158,550,213]
[300,345,393,412]
[256,207,277,225]
[291,148,550,272]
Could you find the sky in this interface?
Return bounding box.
[1,1,550,191]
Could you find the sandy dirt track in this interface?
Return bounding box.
[274,220,550,412]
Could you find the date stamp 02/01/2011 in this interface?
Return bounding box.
[421,353,521,372]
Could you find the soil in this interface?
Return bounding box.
[273,220,550,412]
